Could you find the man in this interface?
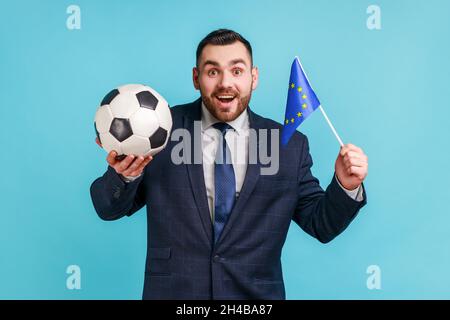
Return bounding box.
[90,29,368,300]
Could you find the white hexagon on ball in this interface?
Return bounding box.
[121,135,151,156]
[99,132,123,155]
[108,92,140,119]
[129,108,159,137]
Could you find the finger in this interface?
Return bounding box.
[344,157,367,168]
[343,151,368,164]
[128,156,153,176]
[344,150,367,163]
[116,155,136,173]
[138,155,153,169]
[347,166,367,180]
[122,156,145,176]
[106,150,118,166]
[340,145,350,157]
[341,144,364,157]
[346,143,363,154]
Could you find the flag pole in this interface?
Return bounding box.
[318,105,344,147]
[295,56,344,147]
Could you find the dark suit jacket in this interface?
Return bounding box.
[90,98,367,300]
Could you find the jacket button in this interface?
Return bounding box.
[213,255,220,262]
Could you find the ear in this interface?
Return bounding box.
[251,66,259,91]
[193,67,200,90]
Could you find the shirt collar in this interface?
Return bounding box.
[201,101,249,135]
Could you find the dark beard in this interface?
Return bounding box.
[201,87,252,122]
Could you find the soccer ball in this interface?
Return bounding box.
[94,84,172,160]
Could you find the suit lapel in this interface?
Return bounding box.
[215,108,262,247]
[184,99,214,246]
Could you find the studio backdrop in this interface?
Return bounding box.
[1,0,449,299]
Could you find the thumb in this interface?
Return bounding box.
[106,150,118,166]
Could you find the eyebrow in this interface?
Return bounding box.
[203,58,248,68]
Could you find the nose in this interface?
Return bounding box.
[219,70,233,88]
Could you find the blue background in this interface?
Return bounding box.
[1,0,449,299]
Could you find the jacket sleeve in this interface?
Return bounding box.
[90,165,147,221]
[292,135,367,243]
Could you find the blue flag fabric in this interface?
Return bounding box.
[281,57,321,146]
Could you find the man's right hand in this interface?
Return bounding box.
[96,137,153,177]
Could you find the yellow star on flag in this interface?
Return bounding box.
[290,118,294,123]
[297,112,302,117]
[302,94,307,99]
[297,87,303,92]
[285,119,289,124]
[302,103,307,109]
[291,83,295,89]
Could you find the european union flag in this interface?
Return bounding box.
[281,57,321,146]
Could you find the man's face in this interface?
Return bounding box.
[193,41,258,122]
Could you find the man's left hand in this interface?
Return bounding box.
[335,143,368,190]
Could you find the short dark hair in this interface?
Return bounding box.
[196,29,253,67]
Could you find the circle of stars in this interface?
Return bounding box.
[285,83,308,124]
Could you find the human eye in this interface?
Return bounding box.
[208,69,218,77]
[232,68,243,76]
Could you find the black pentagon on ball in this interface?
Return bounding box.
[149,127,167,148]
[110,118,133,142]
[94,122,102,145]
[100,89,120,106]
[115,154,127,161]
[136,90,158,110]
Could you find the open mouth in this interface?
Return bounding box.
[215,95,236,106]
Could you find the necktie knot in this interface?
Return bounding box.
[212,122,233,136]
